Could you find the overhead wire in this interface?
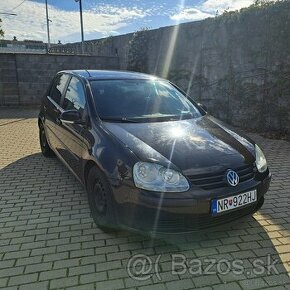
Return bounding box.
[10,0,27,11]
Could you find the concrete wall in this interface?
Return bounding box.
[1,2,289,133]
[0,53,119,105]
[68,2,290,133]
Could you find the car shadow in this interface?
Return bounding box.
[0,153,289,288]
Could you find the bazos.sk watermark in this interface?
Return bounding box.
[127,253,279,281]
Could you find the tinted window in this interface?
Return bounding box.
[50,74,69,104]
[90,80,202,121]
[63,77,86,116]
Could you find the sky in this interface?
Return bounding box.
[0,0,254,43]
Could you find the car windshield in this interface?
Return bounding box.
[90,79,203,122]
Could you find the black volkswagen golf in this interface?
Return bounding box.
[38,70,271,233]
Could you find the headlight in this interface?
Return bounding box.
[255,144,268,173]
[133,162,189,192]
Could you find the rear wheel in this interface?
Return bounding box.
[39,123,54,157]
[86,166,117,232]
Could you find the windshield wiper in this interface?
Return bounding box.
[179,112,195,119]
[101,113,195,123]
[100,116,142,123]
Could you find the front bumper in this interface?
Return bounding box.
[113,171,272,233]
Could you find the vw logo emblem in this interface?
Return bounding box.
[226,169,239,186]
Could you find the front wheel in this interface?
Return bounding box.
[39,123,55,157]
[86,166,117,232]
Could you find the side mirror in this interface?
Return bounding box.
[198,103,208,113]
[59,110,84,125]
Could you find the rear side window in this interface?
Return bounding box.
[63,77,86,116]
[49,74,69,104]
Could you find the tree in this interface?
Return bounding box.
[254,0,273,6]
[127,27,150,73]
[0,18,4,37]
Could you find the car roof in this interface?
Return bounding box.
[59,70,163,81]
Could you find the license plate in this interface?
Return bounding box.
[211,189,257,215]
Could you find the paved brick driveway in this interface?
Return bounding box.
[0,108,290,290]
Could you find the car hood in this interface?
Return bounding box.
[103,115,256,176]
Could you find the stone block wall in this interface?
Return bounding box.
[0,53,119,105]
[65,2,290,133]
[1,2,289,133]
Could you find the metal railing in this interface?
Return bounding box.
[0,41,47,54]
[0,40,115,56]
[48,41,115,56]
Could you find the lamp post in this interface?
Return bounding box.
[75,0,84,54]
[45,0,51,51]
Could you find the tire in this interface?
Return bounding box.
[254,196,264,212]
[86,166,117,232]
[39,123,55,157]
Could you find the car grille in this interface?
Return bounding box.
[155,203,257,232]
[187,164,255,190]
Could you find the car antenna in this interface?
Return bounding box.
[85,70,92,77]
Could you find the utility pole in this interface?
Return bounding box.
[75,0,84,54]
[45,0,51,51]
